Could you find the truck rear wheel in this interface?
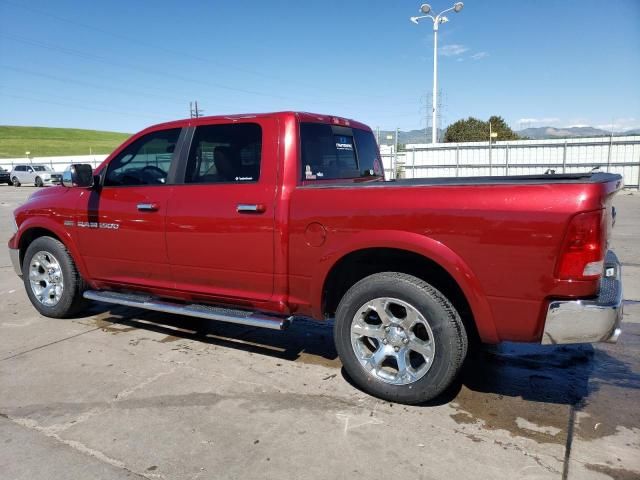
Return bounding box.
[334,272,467,404]
[22,236,89,318]
[12,177,20,187]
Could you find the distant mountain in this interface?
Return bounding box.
[516,126,640,140]
[377,126,640,144]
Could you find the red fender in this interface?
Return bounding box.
[311,230,499,343]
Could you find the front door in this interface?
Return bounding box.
[75,128,182,288]
[23,166,35,184]
[166,119,277,303]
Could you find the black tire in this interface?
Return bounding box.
[35,176,43,187]
[334,272,468,405]
[12,177,21,187]
[22,236,89,318]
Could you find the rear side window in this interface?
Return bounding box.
[185,123,262,184]
[300,123,383,181]
[105,129,181,186]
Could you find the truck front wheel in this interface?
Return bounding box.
[22,236,89,318]
[334,272,468,404]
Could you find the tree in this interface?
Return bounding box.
[444,116,520,143]
[443,117,486,142]
[487,115,520,141]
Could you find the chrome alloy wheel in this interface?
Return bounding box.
[28,251,64,306]
[350,297,436,385]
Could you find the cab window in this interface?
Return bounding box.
[184,123,262,184]
[300,123,383,181]
[104,129,181,186]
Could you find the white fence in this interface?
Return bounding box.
[0,154,109,173]
[381,136,640,189]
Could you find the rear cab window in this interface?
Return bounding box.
[299,122,384,183]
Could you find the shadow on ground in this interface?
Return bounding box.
[81,304,640,443]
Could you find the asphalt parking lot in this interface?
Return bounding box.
[0,185,638,480]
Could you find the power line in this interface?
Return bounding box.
[0,92,169,120]
[0,0,289,84]
[0,64,193,107]
[0,84,177,118]
[0,33,298,102]
[0,0,393,101]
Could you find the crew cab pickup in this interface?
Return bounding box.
[8,112,624,404]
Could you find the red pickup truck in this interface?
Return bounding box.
[8,112,624,404]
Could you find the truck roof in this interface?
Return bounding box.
[140,111,372,134]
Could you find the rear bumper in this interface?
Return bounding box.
[541,250,623,344]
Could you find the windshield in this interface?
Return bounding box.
[32,166,48,171]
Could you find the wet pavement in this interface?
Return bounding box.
[0,186,639,480]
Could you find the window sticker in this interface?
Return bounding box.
[373,159,383,175]
[335,135,354,151]
[304,164,316,180]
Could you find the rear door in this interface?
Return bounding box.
[165,118,277,303]
[75,128,183,288]
[12,166,24,183]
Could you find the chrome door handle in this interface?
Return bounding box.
[137,203,159,212]
[237,203,266,214]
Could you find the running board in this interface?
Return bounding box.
[83,290,291,330]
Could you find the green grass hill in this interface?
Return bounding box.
[0,125,131,158]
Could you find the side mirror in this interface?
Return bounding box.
[62,164,94,188]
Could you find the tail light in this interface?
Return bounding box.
[556,210,605,281]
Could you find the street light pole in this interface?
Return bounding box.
[432,20,439,145]
[411,2,464,145]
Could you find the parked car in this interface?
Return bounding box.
[10,164,61,187]
[0,167,11,185]
[7,112,624,404]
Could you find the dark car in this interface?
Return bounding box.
[0,167,11,185]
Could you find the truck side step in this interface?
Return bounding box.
[83,290,292,330]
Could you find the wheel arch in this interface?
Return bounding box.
[314,231,498,344]
[16,220,89,282]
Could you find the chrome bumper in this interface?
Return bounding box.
[541,251,623,344]
[9,247,22,277]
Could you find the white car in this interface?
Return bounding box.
[10,164,61,187]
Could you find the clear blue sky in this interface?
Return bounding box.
[1,0,639,133]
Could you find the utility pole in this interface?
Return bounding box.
[394,127,400,178]
[190,101,203,118]
[394,128,399,152]
[488,120,498,176]
[488,120,492,176]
